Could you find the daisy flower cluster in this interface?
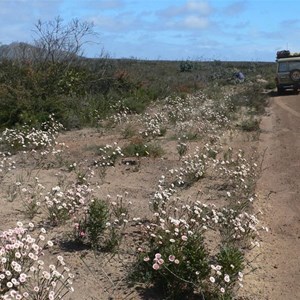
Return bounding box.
[94,143,124,167]
[43,182,93,225]
[134,193,257,298]
[170,146,209,186]
[0,222,73,299]
[109,101,132,125]
[139,112,168,138]
[0,115,63,153]
[213,148,258,201]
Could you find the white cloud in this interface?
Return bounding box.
[186,1,212,15]
[155,0,213,32]
[88,11,140,32]
[158,0,213,18]
[183,16,209,29]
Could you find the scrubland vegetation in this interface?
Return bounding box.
[0,17,276,300]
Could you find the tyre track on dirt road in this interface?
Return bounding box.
[240,94,300,299]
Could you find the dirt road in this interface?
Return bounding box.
[241,93,300,299]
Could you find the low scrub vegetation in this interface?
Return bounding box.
[0,24,273,299]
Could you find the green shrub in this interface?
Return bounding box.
[131,234,209,299]
[179,60,193,72]
[73,194,130,251]
[129,197,248,299]
[94,143,124,166]
[239,118,260,132]
[229,83,268,114]
[76,199,109,249]
[123,141,164,158]
[264,81,276,89]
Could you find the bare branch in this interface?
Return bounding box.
[32,16,97,65]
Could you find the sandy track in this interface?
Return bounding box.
[241,93,300,299]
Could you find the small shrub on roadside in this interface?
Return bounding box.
[176,138,188,159]
[122,141,149,157]
[139,112,168,139]
[238,118,260,132]
[264,81,276,90]
[73,198,108,250]
[123,141,164,158]
[12,177,44,219]
[94,143,124,166]
[73,193,131,252]
[0,152,16,183]
[130,196,252,299]
[207,247,244,298]
[171,146,210,187]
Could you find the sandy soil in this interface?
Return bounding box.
[1,90,299,300]
[240,92,300,300]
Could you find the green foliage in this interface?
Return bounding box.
[84,199,108,249]
[129,193,250,299]
[229,83,268,115]
[122,141,149,157]
[216,247,244,281]
[179,60,193,72]
[122,140,164,158]
[73,195,130,251]
[0,56,274,129]
[264,80,276,89]
[239,117,260,132]
[131,234,209,299]
[123,94,150,114]
[146,142,165,158]
[177,141,188,159]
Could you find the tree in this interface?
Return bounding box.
[32,16,97,64]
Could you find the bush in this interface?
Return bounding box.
[179,60,193,72]
[239,117,260,132]
[74,198,109,250]
[129,196,248,299]
[123,140,164,158]
[73,194,131,251]
[229,83,268,114]
[132,235,209,299]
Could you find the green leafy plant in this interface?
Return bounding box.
[239,117,260,132]
[74,198,109,250]
[123,140,164,158]
[129,194,250,299]
[179,60,193,72]
[73,194,131,251]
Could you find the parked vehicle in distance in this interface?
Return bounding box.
[276,50,300,95]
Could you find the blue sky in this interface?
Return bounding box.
[1,0,300,61]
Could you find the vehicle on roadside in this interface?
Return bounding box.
[276,50,300,95]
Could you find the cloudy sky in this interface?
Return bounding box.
[1,0,299,61]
